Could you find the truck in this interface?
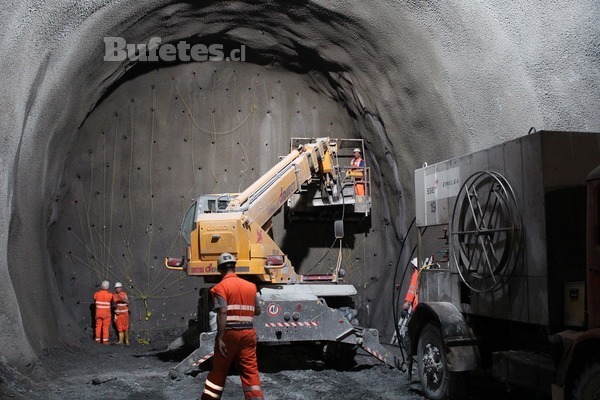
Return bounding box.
[165,137,399,375]
[408,130,600,400]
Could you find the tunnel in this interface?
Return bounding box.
[1,0,599,376]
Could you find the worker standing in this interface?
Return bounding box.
[350,148,365,196]
[201,253,264,400]
[112,282,130,346]
[402,257,420,317]
[94,280,113,345]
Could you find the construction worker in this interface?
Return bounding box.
[349,148,365,196]
[201,253,264,400]
[401,258,419,317]
[94,280,113,344]
[112,282,130,346]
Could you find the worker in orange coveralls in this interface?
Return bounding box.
[112,282,130,346]
[201,253,264,400]
[401,257,419,318]
[349,148,365,196]
[94,280,113,344]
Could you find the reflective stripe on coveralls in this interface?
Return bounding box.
[225,300,255,328]
[203,379,224,399]
[243,385,264,400]
[95,301,111,309]
[350,157,363,169]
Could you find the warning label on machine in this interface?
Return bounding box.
[424,167,461,202]
[415,165,461,227]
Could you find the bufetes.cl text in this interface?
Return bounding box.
[104,37,246,62]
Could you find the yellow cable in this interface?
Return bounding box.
[174,80,256,136]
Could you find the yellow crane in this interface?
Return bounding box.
[165,137,400,376]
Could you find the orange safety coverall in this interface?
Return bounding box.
[112,291,129,332]
[350,156,365,196]
[201,273,264,400]
[94,289,113,344]
[405,269,419,309]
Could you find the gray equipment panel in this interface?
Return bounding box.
[415,131,600,326]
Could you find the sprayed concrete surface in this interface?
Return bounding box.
[0,0,599,398]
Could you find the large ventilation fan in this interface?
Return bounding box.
[450,171,522,293]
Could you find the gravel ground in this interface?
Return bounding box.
[0,339,533,400]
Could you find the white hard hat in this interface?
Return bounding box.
[353,148,361,153]
[410,258,418,268]
[217,253,236,268]
[115,282,123,288]
[101,280,110,290]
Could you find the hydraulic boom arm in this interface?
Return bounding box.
[166,137,341,284]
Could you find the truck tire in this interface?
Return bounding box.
[573,361,600,400]
[417,323,466,400]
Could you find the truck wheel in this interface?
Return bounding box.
[573,361,600,400]
[417,323,465,400]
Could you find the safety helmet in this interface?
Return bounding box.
[101,280,110,290]
[353,148,361,153]
[217,252,236,268]
[410,258,418,268]
[115,282,123,288]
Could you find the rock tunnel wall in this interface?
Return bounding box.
[1,0,599,368]
[48,62,363,341]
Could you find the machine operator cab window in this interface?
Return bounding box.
[206,198,229,212]
[179,195,236,246]
[180,201,197,246]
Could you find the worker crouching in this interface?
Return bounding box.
[112,282,130,346]
[201,253,264,400]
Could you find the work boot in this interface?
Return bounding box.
[114,332,124,345]
[124,331,130,346]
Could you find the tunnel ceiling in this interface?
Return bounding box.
[2,0,598,368]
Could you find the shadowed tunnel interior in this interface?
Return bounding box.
[0,0,599,371]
